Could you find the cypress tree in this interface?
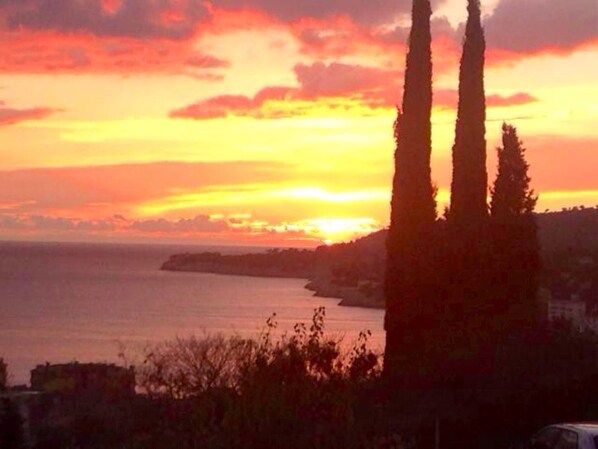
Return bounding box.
[450,0,488,225]
[384,0,436,382]
[490,123,537,218]
[442,0,492,384]
[490,124,540,333]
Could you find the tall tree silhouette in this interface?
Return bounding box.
[384,0,436,382]
[491,124,540,333]
[491,123,537,218]
[450,0,488,224]
[440,0,493,385]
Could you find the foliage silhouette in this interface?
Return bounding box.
[491,123,538,218]
[27,318,598,449]
[384,0,437,384]
[490,124,541,336]
[429,0,497,385]
[137,334,255,399]
[0,398,25,449]
[450,0,488,225]
[383,0,546,390]
[0,358,7,391]
[123,308,386,448]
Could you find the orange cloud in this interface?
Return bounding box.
[0,31,228,75]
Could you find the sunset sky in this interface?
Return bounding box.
[0,0,596,246]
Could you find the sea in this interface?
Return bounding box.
[0,241,384,385]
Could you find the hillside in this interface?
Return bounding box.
[161,207,598,309]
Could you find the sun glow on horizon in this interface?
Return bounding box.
[0,0,596,245]
[287,217,382,244]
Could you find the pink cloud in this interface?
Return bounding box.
[0,105,58,125]
[130,215,229,233]
[0,161,294,216]
[290,16,406,61]
[377,0,598,67]
[0,31,229,75]
[209,0,430,27]
[434,90,539,110]
[185,55,230,69]
[0,211,322,246]
[170,93,273,119]
[171,62,539,120]
[0,1,230,75]
[171,62,402,119]
[236,0,597,67]
[0,213,228,234]
[294,62,398,97]
[487,93,538,107]
[0,0,594,79]
[379,16,460,45]
[1,0,208,40]
[484,0,598,54]
[101,0,123,14]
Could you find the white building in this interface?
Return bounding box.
[547,299,598,332]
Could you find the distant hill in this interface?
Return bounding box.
[536,207,598,253]
[316,206,598,257]
[161,207,598,308]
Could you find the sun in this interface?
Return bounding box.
[292,217,382,244]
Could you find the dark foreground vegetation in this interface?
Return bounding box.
[2,309,598,449]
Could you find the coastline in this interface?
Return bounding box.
[161,253,385,310]
[161,263,311,280]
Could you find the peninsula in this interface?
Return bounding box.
[161,207,598,309]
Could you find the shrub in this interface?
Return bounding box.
[137,334,255,399]
[132,307,385,449]
[0,358,7,391]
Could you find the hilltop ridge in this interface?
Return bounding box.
[161,207,598,309]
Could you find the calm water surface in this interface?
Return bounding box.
[0,241,384,384]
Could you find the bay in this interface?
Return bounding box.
[0,241,384,385]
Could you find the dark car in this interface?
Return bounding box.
[524,423,598,449]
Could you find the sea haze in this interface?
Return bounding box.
[0,241,384,385]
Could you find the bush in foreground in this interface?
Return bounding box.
[29,312,598,449]
[133,307,392,449]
